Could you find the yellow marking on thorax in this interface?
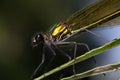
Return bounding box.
[52,24,68,37]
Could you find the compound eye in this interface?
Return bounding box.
[35,34,41,42]
[32,33,44,47]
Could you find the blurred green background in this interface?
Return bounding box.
[0,0,97,80]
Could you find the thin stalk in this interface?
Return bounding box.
[61,63,120,80]
[34,38,120,80]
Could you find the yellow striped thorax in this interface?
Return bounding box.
[51,23,72,40]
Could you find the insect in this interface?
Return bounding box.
[32,0,120,79]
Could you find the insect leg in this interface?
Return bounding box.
[31,46,45,79]
[84,29,109,42]
[53,44,71,61]
[43,44,56,73]
[57,42,90,74]
[52,44,72,79]
[76,42,97,64]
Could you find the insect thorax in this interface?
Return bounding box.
[51,23,72,41]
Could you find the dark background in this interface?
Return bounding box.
[1,0,120,80]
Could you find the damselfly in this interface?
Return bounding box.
[32,0,120,79]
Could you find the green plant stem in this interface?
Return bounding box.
[34,38,120,80]
[61,63,120,80]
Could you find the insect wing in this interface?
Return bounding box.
[66,0,120,30]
